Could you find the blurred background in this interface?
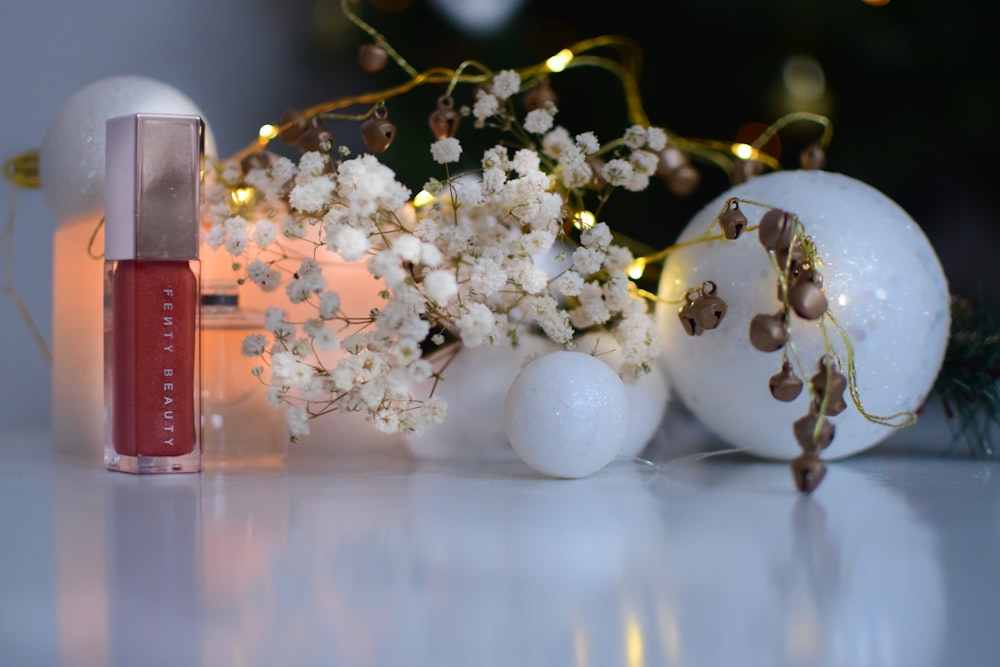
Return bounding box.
[1,0,997,429]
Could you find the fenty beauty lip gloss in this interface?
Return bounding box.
[104,113,204,473]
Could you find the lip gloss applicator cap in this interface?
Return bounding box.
[105,113,203,260]
[103,113,204,474]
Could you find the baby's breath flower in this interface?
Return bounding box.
[573,246,606,275]
[523,108,555,135]
[601,158,635,187]
[630,149,659,176]
[264,308,287,334]
[458,302,499,347]
[472,92,500,123]
[491,69,521,100]
[430,137,462,164]
[423,269,458,305]
[575,132,600,155]
[645,126,667,152]
[241,333,268,357]
[252,219,277,249]
[623,125,647,149]
[285,405,310,437]
[581,221,613,249]
[512,148,541,176]
[318,291,341,319]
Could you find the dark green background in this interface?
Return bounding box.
[281,0,999,306]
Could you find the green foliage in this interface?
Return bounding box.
[933,294,1000,457]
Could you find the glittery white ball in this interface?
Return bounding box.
[504,350,629,478]
[404,334,560,461]
[575,332,670,458]
[656,170,950,460]
[40,75,217,226]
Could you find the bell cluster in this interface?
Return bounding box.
[675,196,849,493]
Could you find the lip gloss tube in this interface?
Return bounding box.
[104,113,204,473]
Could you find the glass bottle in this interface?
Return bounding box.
[201,281,285,467]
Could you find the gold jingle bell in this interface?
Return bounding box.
[758,208,794,251]
[358,43,389,73]
[678,281,727,336]
[279,109,308,144]
[299,119,335,154]
[789,279,828,320]
[748,310,788,352]
[428,96,460,140]
[658,147,700,197]
[793,411,836,453]
[361,104,397,153]
[769,360,803,402]
[523,78,558,111]
[809,356,848,416]
[776,261,817,302]
[791,453,827,493]
[240,151,270,175]
[718,199,747,240]
[800,144,827,170]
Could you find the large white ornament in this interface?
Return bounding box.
[656,170,950,460]
[40,75,217,226]
[505,350,629,478]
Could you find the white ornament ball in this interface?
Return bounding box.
[504,350,629,478]
[656,170,950,460]
[404,334,560,461]
[576,332,670,458]
[40,75,217,226]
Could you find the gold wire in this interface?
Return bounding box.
[2,178,52,362]
[3,150,41,189]
[750,111,834,153]
[826,312,918,428]
[87,217,105,259]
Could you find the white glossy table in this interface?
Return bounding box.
[1,414,998,667]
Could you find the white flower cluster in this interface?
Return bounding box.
[202,69,663,439]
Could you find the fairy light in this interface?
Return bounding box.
[732,143,756,160]
[258,124,279,141]
[573,210,596,230]
[412,189,435,207]
[628,257,646,280]
[546,49,574,73]
[231,186,255,206]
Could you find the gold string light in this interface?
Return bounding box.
[1,154,51,362]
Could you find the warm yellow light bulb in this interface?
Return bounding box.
[546,49,574,73]
[628,257,646,280]
[231,187,255,206]
[258,124,279,141]
[412,190,435,207]
[573,210,596,230]
[733,143,756,160]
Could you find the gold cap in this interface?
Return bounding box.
[104,113,203,260]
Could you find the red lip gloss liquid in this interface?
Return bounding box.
[104,113,204,473]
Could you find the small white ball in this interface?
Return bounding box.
[504,350,629,478]
[656,170,950,460]
[404,334,559,461]
[40,75,217,226]
[575,332,670,458]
